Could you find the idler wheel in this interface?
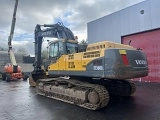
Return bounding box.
[88,90,100,104]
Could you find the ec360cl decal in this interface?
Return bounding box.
[93,66,104,70]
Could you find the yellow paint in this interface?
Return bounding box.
[58,55,66,70]
[48,50,105,71]
[86,41,134,51]
[119,50,127,54]
[48,41,133,72]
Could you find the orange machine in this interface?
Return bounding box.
[3,64,25,82]
[2,0,27,82]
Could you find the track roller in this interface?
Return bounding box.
[36,78,110,110]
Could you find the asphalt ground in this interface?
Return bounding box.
[0,79,160,120]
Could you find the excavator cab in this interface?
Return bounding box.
[48,40,78,59]
[44,39,78,71]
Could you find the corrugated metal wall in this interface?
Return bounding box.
[87,0,160,44]
[18,63,33,72]
[122,29,160,82]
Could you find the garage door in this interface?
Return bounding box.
[122,29,160,82]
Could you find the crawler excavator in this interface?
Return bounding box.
[29,22,148,110]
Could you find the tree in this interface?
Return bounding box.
[0,47,4,51]
[80,40,87,45]
[0,47,7,51]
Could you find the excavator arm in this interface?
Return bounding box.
[34,22,75,70]
[30,22,76,85]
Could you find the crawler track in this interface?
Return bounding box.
[36,78,110,110]
[90,79,136,96]
[111,80,136,96]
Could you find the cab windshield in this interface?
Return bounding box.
[49,42,78,58]
[66,43,78,54]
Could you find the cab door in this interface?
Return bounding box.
[58,41,66,71]
[48,42,59,70]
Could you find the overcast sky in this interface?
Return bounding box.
[0,0,145,55]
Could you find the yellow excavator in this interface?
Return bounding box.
[29,22,148,110]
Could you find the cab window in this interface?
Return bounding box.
[59,41,64,55]
[49,42,59,58]
[66,43,78,54]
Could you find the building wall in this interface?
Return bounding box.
[0,51,33,73]
[0,51,24,72]
[87,0,160,44]
[18,63,33,73]
[122,29,160,82]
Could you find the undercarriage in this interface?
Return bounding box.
[36,77,136,110]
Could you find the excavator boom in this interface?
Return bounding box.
[2,0,26,82]
[8,0,19,66]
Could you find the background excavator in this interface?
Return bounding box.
[29,22,148,110]
[2,0,27,82]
